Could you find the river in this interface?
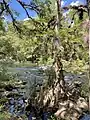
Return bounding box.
[6,66,89,120]
[8,66,88,83]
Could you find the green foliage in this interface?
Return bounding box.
[81,79,89,98]
[0,0,88,72]
[0,112,10,120]
[0,59,13,81]
[0,98,8,105]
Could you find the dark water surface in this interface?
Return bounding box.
[8,66,88,82]
[79,114,90,120]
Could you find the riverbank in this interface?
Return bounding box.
[0,65,89,120]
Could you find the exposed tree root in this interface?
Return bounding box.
[26,55,88,120]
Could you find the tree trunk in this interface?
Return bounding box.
[53,0,66,102]
[55,0,65,85]
[56,0,62,28]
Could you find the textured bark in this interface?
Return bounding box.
[53,55,66,103]
[48,0,67,106]
[54,0,65,96]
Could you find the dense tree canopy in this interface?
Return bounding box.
[0,0,88,71]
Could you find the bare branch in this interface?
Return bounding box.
[16,0,44,28]
[0,0,44,32]
[17,0,41,14]
[62,5,88,11]
[2,0,21,32]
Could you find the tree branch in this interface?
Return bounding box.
[0,0,45,32]
[16,0,44,27]
[2,0,21,32]
[62,5,87,11]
